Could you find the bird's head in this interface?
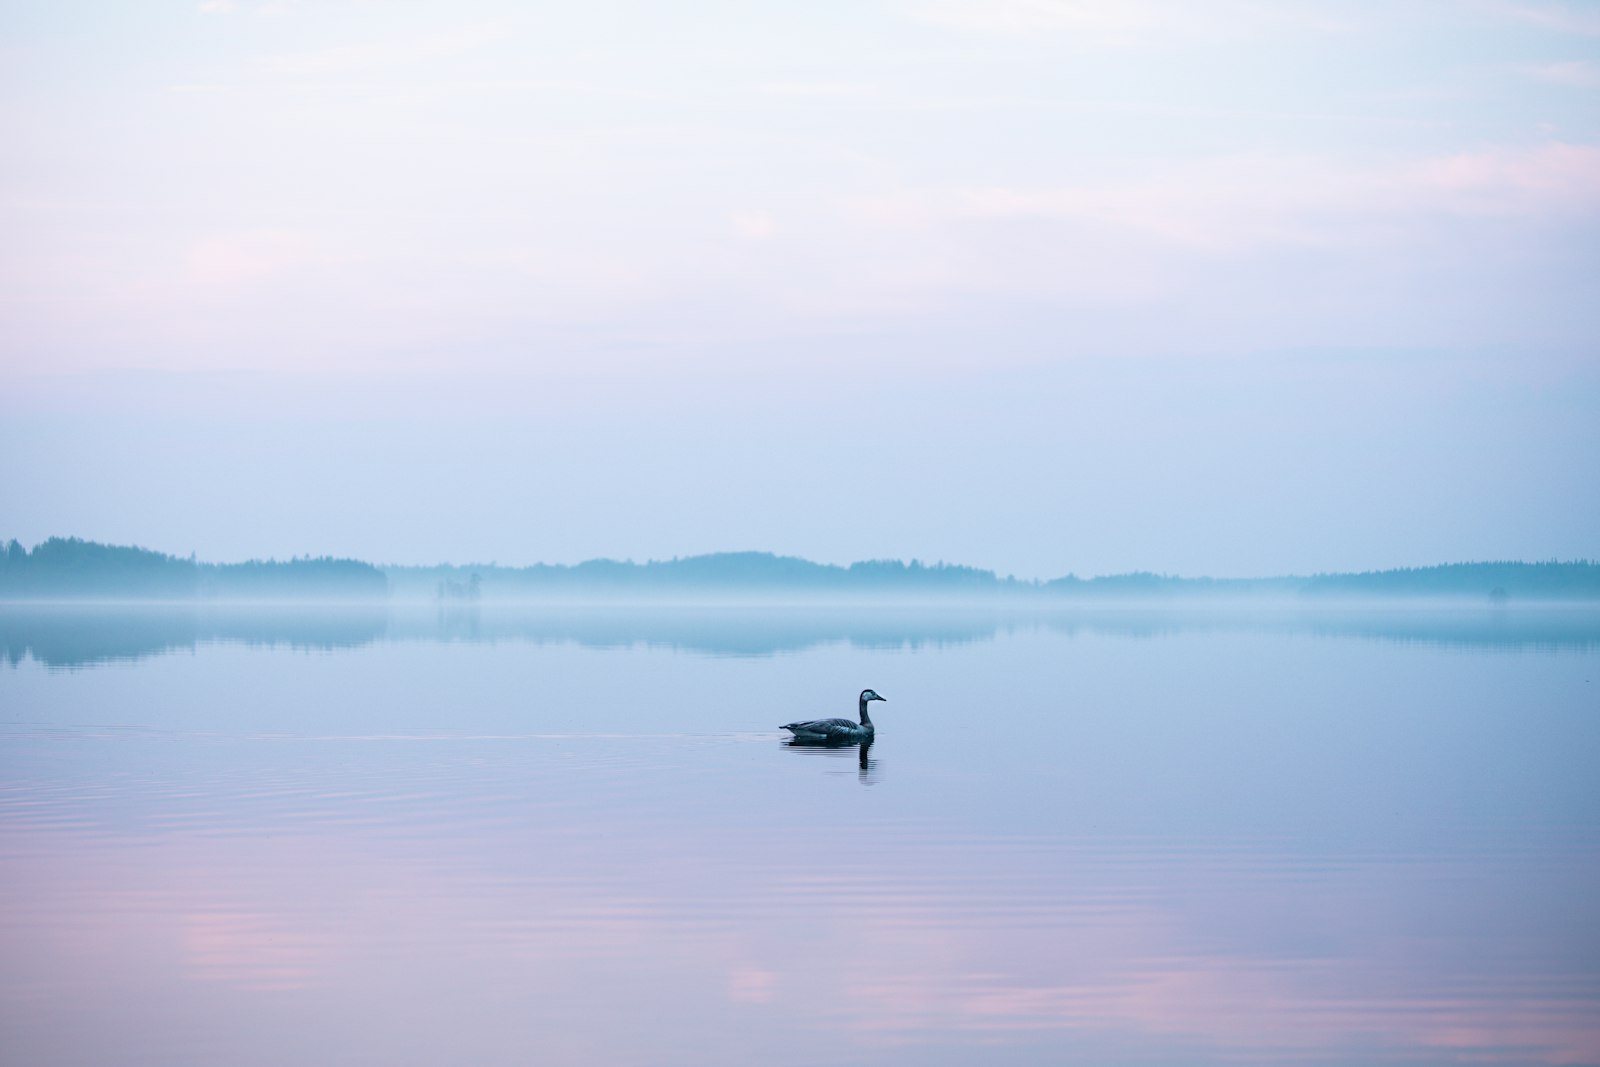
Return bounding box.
[860,689,886,703]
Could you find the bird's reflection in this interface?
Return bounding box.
[783,738,878,784]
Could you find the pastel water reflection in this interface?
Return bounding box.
[2,606,1597,1066]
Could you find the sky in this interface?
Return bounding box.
[2,0,1597,578]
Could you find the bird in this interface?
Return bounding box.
[782,689,886,745]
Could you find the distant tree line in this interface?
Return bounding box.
[387,552,1013,600]
[1296,562,1600,600]
[385,551,1600,602]
[4,537,1598,602]
[0,537,387,599]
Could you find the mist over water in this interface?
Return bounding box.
[2,604,1596,1066]
[5,602,1600,666]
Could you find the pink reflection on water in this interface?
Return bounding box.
[181,911,328,992]
[3,821,1598,1066]
[727,967,779,1004]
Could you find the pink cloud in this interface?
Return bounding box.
[1524,60,1600,86]
[855,143,1600,253]
[185,228,335,289]
[1489,2,1600,36]
[1411,142,1600,214]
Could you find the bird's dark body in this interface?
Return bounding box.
[782,690,885,745]
[780,717,872,743]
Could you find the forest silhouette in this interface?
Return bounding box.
[3,536,1598,602]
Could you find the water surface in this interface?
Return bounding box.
[2,604,1597,1066]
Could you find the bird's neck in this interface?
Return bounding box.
[859,698,874,727]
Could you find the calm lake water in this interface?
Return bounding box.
[2,604,1598,1066]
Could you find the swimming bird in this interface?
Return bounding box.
[782,690,886,745]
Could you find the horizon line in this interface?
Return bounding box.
[4,535,1596,586]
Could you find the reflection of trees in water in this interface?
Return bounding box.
[3,604,1598,667]
[389,607,1009,656]
[1294,610,1600,652]
[433,603,483,642]
[1040,609,1600,652]
[0,606,390,668]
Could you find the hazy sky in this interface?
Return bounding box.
[3,1,1597,577]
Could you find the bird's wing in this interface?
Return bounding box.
[781,717,857,736]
